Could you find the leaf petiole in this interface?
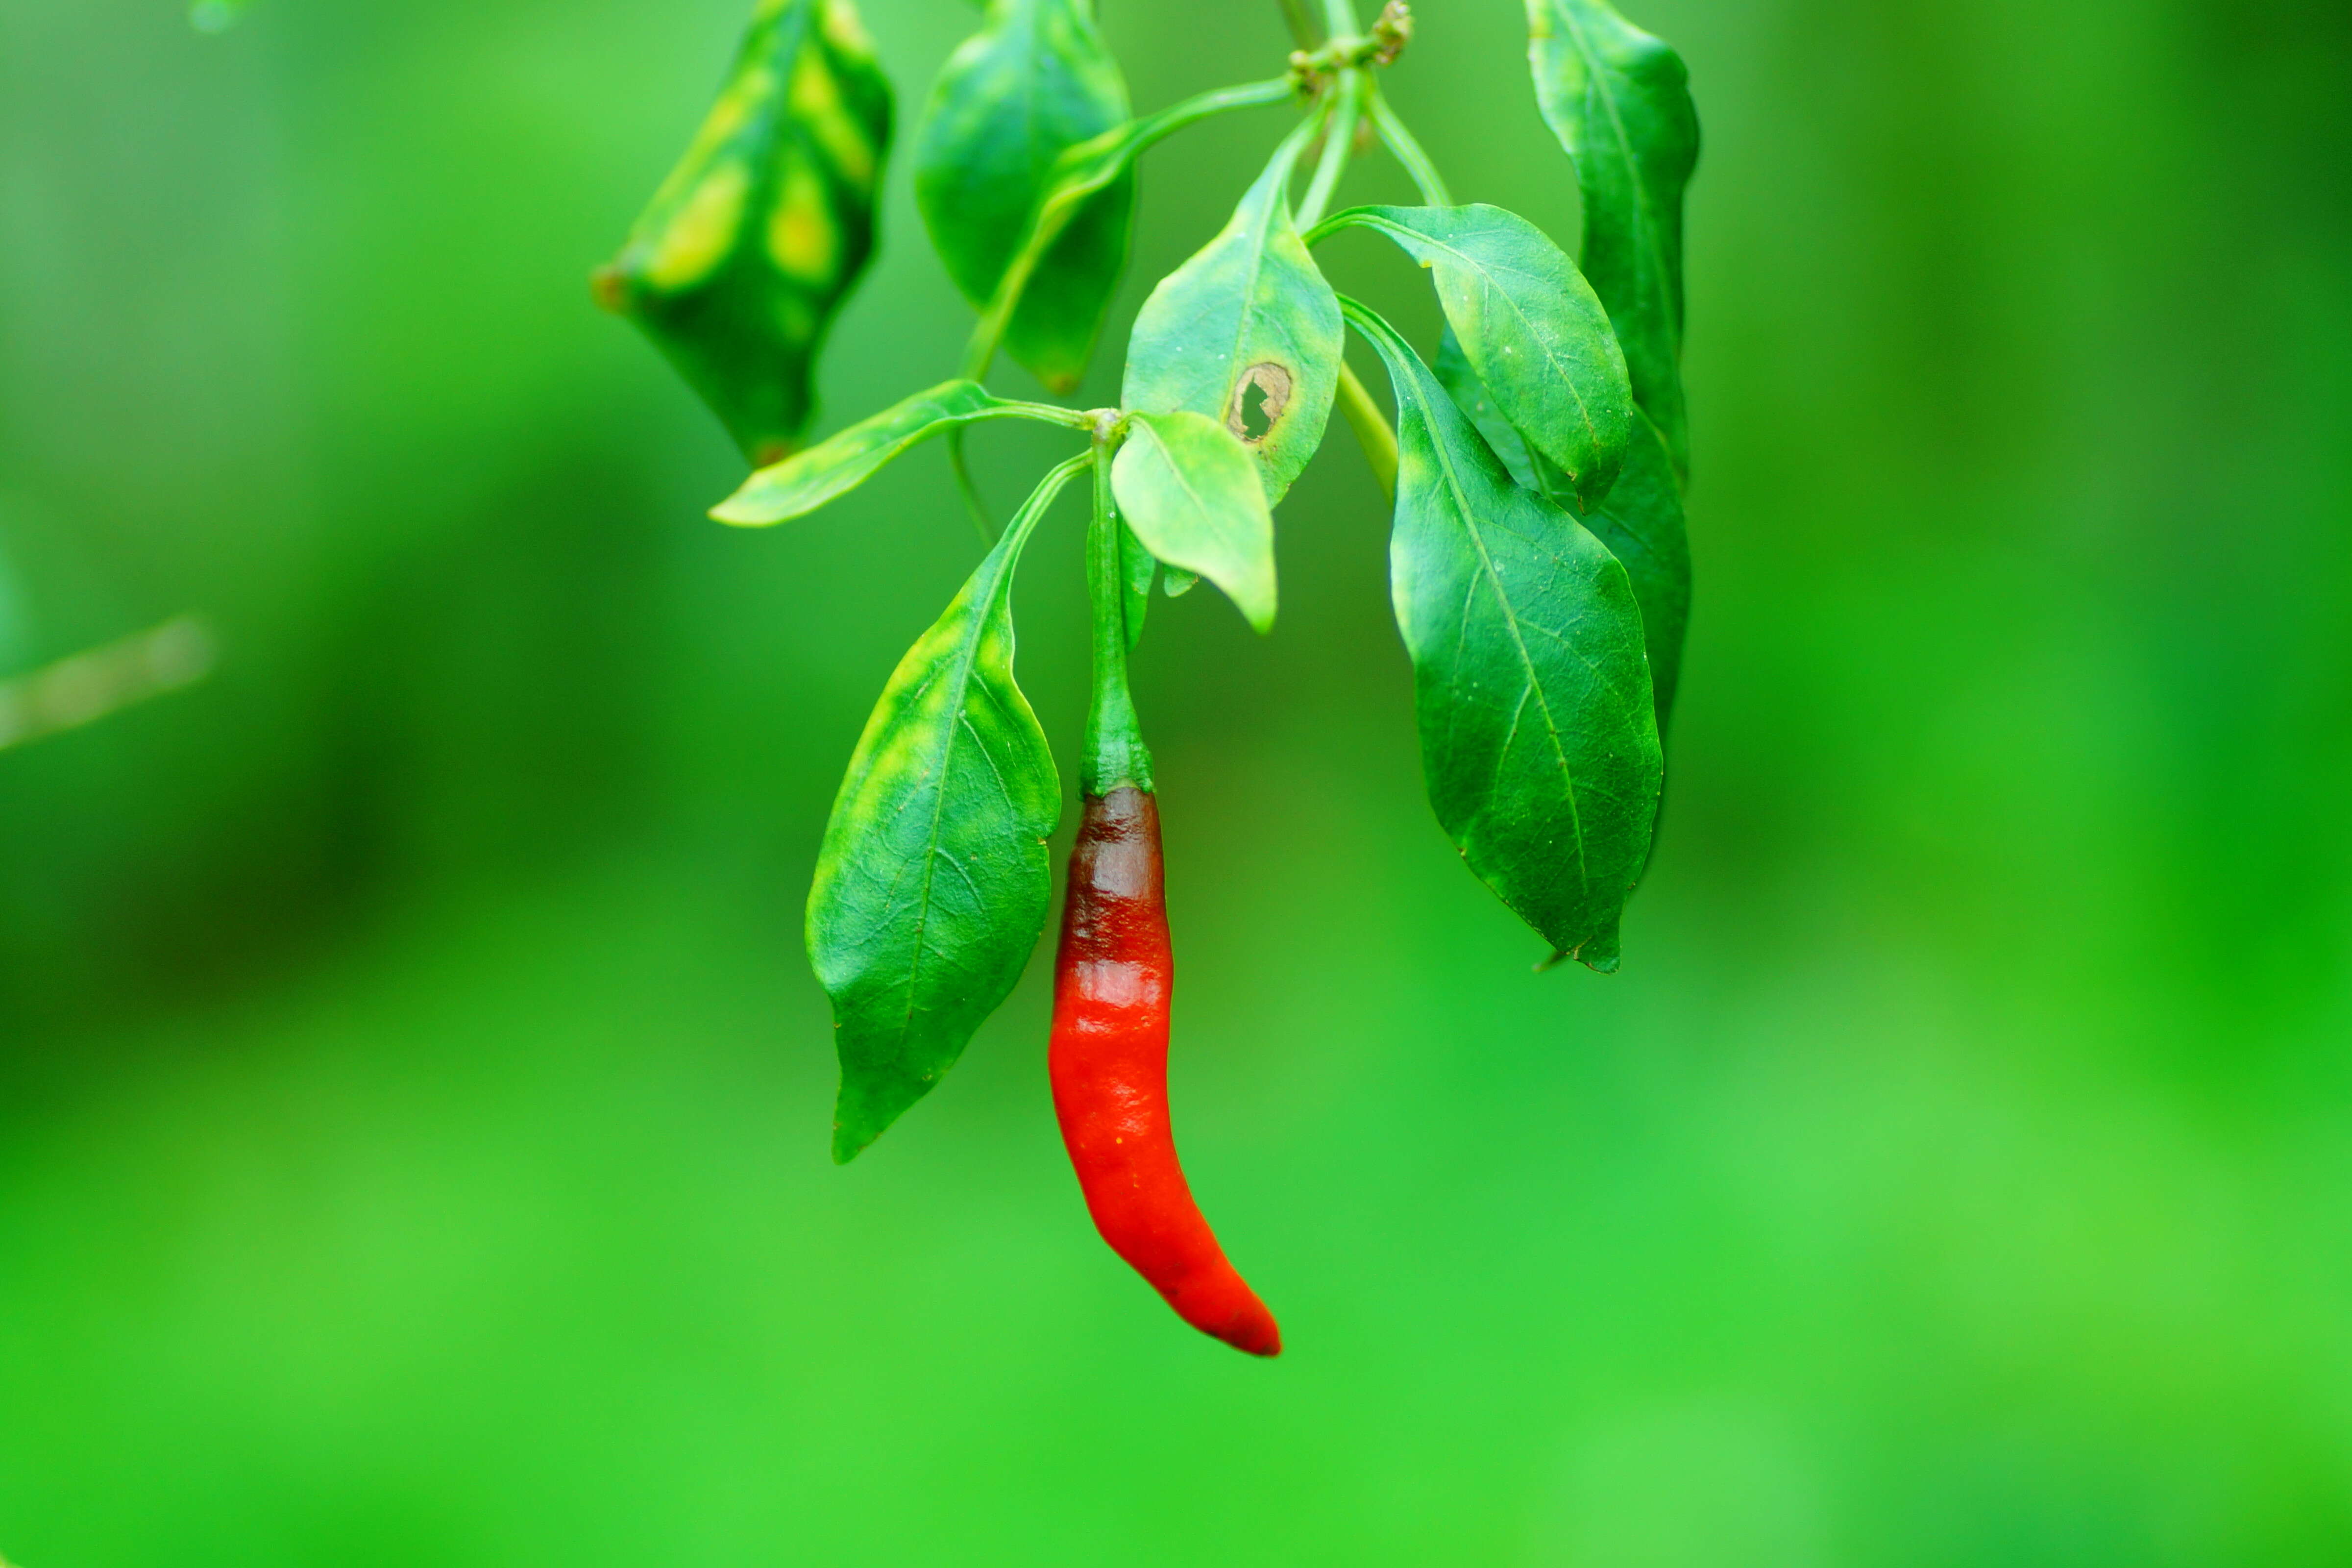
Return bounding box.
[1294,68,1365,230]
[1368,89,1452,206]
[1084,432,1154,795]
[1334,361,1397,502]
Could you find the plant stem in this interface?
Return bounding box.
[1369,89,1452,206]
[1083,436,1153,795]
[1334,362,1396,502]
[1295,69,1363,230]
[946,430,994,542]
[1321,0,1359,42]
[964,78,1297,385]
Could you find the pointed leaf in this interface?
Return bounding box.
[1344,296,1660,968]
[1123,134,1342,505]
[1109,412,1277,634]
[713,379,1067,524]
[915,0,1131,390]
[808,458,1083,1161]
[1316,203,1631,509]
[1435,329,1689,728]
[1525,0,1698,475]
[596,0,893,465]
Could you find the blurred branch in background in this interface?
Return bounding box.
[0,616,216,754]
[189,0,249,34]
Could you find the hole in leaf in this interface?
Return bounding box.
[1227,362,1293,444]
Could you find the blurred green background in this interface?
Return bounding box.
[2,0,2348,1560]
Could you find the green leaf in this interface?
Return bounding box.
[1434,329,1689,728]
[915,0,1132,391]
[596,0,894,466]
[1343,297,1661,969]
[1108,412,1277,634]
[1574,413,1688,728]
[1122,127,1342,506]
[1314,203,1631,511]
[808,454,1085,1162]
[1525,0,1698,476]
[963,77,1297,383]
[711,379,1083,525]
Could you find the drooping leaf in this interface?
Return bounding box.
[1435,328,1689,728]
[1344,296,1660,969]
[712,379,1082,524]
[808,456,1084,1162]
[1108,412,1277,634]
[1573,413,1688,728]
[1315,203,1631,510]
[964,77,1297,381]
[916,0,1132,391]
[596,0,894,465]
[1122,128,1341,506]
[1525,0,1698,476]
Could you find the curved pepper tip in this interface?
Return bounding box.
[1185,1291,1282,1357]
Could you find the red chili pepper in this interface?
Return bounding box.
[1049,787,1282,1357]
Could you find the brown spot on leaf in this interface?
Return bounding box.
[1226,362,1294,443]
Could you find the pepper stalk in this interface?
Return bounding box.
[1083,423,1154,796]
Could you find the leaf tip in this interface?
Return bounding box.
[830,1119,875,1165]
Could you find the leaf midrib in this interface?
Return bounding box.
[1407,362,1593,898]
[884,561,1017,1053]
[1366,213,1607,463]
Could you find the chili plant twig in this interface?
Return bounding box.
[1294,68,1365,230]
[1334,362,1397,501]
[1370,87,1452,206]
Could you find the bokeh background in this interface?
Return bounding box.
[2,0,2348,1560]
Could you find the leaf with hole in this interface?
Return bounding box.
[916,0,1132,391]
[1345,296,1660,969]
[1525,0,1698,476]
[1122,127,1341,506]
[808,458,1081,1163]
[1312,203,1630,510]
[1434,328,1689,727]
[1109,412,1277,634]
[596,0,892,465]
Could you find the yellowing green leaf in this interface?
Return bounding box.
[808,455,1086,1162]
[712,380,1084,525]
[597,0,893,465]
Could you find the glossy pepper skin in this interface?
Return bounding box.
[1049,787,1281,1357]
